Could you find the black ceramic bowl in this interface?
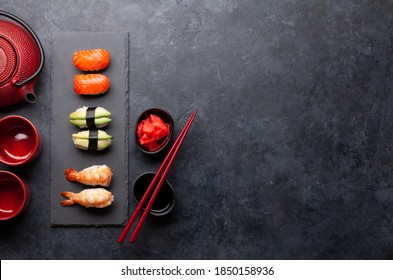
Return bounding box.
[135,108,174,154]
[133,172,175,216]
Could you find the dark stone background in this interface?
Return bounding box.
[1,0,393,259]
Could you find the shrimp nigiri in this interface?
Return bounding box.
[73,49,110,71]
[74,74,110,95]
[65,165,112,187]
[61,188,114,208]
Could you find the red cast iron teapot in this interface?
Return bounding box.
[0,11,44,108]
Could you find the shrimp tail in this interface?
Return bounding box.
[64,169,79,182]
[60,191,75,206]
[61,191,74,198]
[60,199,74,206]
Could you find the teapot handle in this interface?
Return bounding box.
[0,10,45,87]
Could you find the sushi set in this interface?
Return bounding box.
[1,12,197,240]
[50,31,130,226]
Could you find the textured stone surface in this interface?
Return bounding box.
[1,0,393,259]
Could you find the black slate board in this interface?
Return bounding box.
[50,32,129,226]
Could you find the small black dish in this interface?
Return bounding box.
[133,172,175,216]
[135,108,174,154]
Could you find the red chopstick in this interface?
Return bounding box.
[118,109,198,243]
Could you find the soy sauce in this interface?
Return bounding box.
[134,173,174,214]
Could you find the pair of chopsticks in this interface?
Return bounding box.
[118,109,198,243]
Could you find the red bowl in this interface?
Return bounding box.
[0,115,41,166]
[0,171,30,221]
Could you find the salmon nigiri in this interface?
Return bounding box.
[73,49,110,71]
[74,74,110,95]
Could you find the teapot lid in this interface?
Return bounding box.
[0,37,17,85]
